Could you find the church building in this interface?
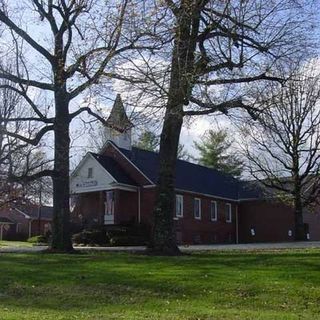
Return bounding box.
[70,95,320,244]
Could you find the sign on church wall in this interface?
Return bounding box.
[70,154,116,194]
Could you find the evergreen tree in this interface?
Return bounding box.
[194,130,243,178]
[135,131,190,161]
[135,131,159,152]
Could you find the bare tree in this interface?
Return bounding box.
[116,0,317,254]
[0,76,53,208]
[0,79,24,207]
[241,69,320,241]
[0,1,162,251]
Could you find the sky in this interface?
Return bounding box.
[1,0,319,172]
[68,91,239,170]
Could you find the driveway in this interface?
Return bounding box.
[1,241,320,253]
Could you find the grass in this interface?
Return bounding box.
[0,249,320,319]
[0,240,32,248]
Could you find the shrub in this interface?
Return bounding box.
[6,233,28,241]
[109,235,147,246]
[27,235,47,244]
[105,227,127,242]
[72,229,107,246]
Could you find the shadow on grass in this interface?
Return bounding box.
[0,250,320,312]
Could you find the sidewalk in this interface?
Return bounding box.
[1,241,320,253]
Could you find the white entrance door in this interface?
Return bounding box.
[104,191,114,225]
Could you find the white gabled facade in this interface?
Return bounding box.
[70,153,137,194]
[70,153,117,194]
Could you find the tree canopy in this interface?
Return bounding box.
[194,129,243,178]
[242,68,320,240]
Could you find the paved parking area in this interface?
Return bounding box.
[179,241,320,251]
[1,241,320,253]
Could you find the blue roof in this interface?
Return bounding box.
[90,153,137,186]
[118,147,250,200]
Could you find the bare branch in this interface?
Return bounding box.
[0,9,54,63]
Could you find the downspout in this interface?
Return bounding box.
[235,204,239,244]
[138,187,141,224]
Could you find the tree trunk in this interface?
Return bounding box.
[50,91,73,252]
[49,34,73,252]
[149,107,183,255]
[149,1,201,255]
[294,192,305,241]
[292,154,305,241]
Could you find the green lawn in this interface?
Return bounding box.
[0,240,32,248]
[1,249,320,319]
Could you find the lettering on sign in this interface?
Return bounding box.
[76,180,98,188]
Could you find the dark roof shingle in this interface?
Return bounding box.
[90,153,137,186]
[119,147,243,200]
[0,216,15,224]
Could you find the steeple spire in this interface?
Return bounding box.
[103,94,134,150]
[105,94,133,132]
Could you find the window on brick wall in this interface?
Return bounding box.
[175,194,183,218]
[194,198,201,220]
[210,201,217,221]
[225,203,232,223]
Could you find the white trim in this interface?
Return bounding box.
[138,187,141,223]
[210,200,217,221]
[175,188,238,202]
[71,183,137,194]
[142,187,264,203]
[104,190,115,225]
[226,203,232,223]
[70,153,91,178]
[239,196,278,202]
[112,183,138,192]
[142,184,157,189]
[106,141,154,184]
[194,198,201,220]
[235,204,239,244]
[70,152,138,194]
[14,208,31,219]
[71,153,118,183]
[175,194,184,218]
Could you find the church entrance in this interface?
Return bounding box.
[104,191,115,225]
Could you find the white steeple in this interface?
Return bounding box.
[104,94,133,150]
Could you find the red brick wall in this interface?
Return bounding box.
[115,190,139,224]
[303,212,320,241]
[174,192,237,244]
[140,188,156,226]
[72,189,139,227]
[139,188,237,244]
[0,207,52,239]
[72,192,104,227]
[238,200,295,243]
[30,220,52,237]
